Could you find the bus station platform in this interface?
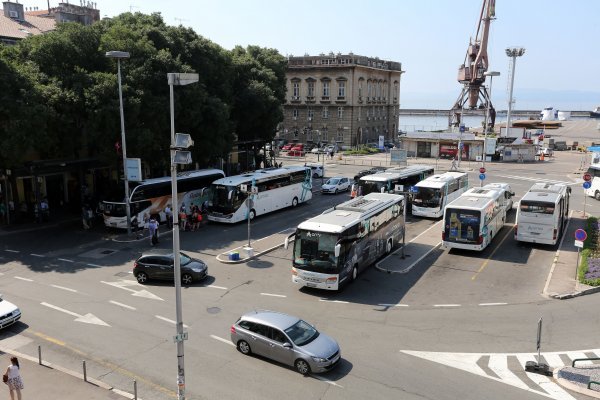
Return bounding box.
[216,228,296,264]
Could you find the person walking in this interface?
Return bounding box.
[81,206,90,230]
[148,217,158,245]
[164,205,173,230]
[4,356,24,400]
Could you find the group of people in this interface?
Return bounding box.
[178,202,206,232]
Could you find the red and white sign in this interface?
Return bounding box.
[583,173,592,182]
[479,167,486,174]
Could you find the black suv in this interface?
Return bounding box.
[133,250,208,285]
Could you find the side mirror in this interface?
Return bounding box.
[334,244,341,258]
[283,342,292,349]
[284,237,289,250]
[227,190,233,201]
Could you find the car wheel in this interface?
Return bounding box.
[292,197,298,207]
[237,340,251,355]
[334,189,338,194]
[386,239,393,254]
[351,266,358,282]
[295,359,311,375]
[182,273,193,285]
[136,271,148,284]
[595,191,600,201]
[249,209,256,220]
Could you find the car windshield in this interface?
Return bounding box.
[179,253,192,265]
[326,178,340,185]
[284,319,319,346]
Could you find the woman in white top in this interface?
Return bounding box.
[5,356,23,400]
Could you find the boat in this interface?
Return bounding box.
[557,111,571,121]
[540,107,557,121]
[591,106,600,118]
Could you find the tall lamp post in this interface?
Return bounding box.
[505,47,525,138]
[167,72,199,400]
[105,51,132,235]
[482,71,500,175]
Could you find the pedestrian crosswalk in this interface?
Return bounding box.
[401,348,600,399]
[497,175,581,186]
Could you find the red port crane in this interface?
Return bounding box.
[450,0,496,128]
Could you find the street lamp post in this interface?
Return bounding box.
[105,51,132,235]
[482,71,500,180]
[168,72,199,400]
[505,47,525,138]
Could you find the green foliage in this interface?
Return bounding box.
[343,147,380,156]
[578,217,600,286]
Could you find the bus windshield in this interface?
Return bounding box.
[210,184,247,214]
[445,208,480,243]
[293,230,339,272]
[520,201,555,215]
[103,202,128,217]
[359,181,386,196]
[413,187,442,207]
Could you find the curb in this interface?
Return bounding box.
[0,346,138,400]
[548,285,600,300]
[555,367,600,399]
[216,242,287,264]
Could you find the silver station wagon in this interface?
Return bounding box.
[230,310,341,374]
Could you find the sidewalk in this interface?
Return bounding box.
[0,350,134,400]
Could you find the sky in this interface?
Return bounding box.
[22,0,600,110]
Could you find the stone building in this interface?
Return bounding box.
[279,53,403,149]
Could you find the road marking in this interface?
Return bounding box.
[50,284,78,293]
[488,354,530,390]
[5,250,19,253]
[40,302,110,326]
[207,285,228,290]
[33,331,66,347]
[433,304,460,307]
[101,280,164,301]
[378,303,409,307]
[311,374,344,388]
[319,299,349,304]
[478,303,507,306]
[86,263,102,268]
[471,225,514,280]
[14,276,33,282]
[57,258,74,263]
[30,253,45,257]
[516,354,576,400]
[260,292,287,298]
[109,300,136,310]
[155,315,189,328]
[210,334,235,347]
[497,175,572,185]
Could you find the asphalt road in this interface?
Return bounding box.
[1,152,599,400]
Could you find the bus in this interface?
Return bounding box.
[287,192,405,291]
[412,172,469,218]
[356,165,435,197]
[584,163,600,200]
[208,166,312,223]
[102,169,225,229]
[515,183,571,245]
[442,186,509,251]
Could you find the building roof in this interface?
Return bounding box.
[0,11,55,41]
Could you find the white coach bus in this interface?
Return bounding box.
[356,165,435,196]
[412,171,469,218]
[287,192,405,291]
[515,183,571,245]
[442,186,509,251]
[584,163,600,200]
[208,166,312,223]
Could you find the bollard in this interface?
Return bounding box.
[134,379,138,400]
[83,360,87,382]
[38,345,42,365]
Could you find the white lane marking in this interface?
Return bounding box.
[488,354,529,390]
[566,351,594,366]
[5,250,19,253]
[260,293,287,298]
[57,258,74,263]
[30,253,45,257]
[311,374,344,388]
[40,302,110,326]
[101,280,164,301]
[497,175,572,185]
[378,303,409,307]
[207,285,228,290]
[433,304,461,307]
[319,299,349,304]
[542,353,564,368]
[86,263,102,268]
[14,276,33,282]
[155,315,189,328]
[516,354,576,400]
[109,300,136,310]
[478,303,507,306]
[210,334,235,347]
[50,284,78,293]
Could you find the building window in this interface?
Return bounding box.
[358,81,363,98]
[322,106,329,119]
[307,81,315,97]
[338,107,344,119]
[323,81,330,97]
[308,109,314,121]
[336,130,344,142]
[338,81,345,97]
[294,129,299,138]
[292,109,298,119]
[367,81,372,98]
[307,130,313,141]
[293,82,299,98]
[321,130,328,142]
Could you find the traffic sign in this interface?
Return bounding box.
[575,240,584,248]
[583,173,592,182]
[479,167,486,174]
[583,181,592,189]
[479,173,486,181]
[574,229,587,241]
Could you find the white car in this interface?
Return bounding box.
[0,294,21,329]
[322,177,351,194]
[306,163,324,178]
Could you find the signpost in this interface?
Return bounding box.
[575,229,587,279]
[583,174,592,217]
[525,317,551,375]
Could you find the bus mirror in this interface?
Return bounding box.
[228,190,233,201]
[334,244,341,258]
[284,237,289,249]
[381,187,386,193]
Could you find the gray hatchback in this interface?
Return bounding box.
[230,310,341,374]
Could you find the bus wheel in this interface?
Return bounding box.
[595,191,600,201]
[352,266,358,282]
[386,239,393,254]
[292,197,298,207]
[249,209,256,220]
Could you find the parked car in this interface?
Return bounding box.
[311,146,327,154]
[288,145,305,157]
[322,177,352,194]
[230,310,341,375]
[281,144,293,151]
[305,163,324,178]
[133,249,208,285]
[0,294,21,330]
[324,144,339,154]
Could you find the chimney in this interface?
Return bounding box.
[3,1,25,20]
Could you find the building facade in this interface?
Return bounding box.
[280,53,403,149]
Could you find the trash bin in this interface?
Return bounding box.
[229,251,240,261]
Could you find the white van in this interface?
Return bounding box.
[482,183,515,213]
[306,163,324,178]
